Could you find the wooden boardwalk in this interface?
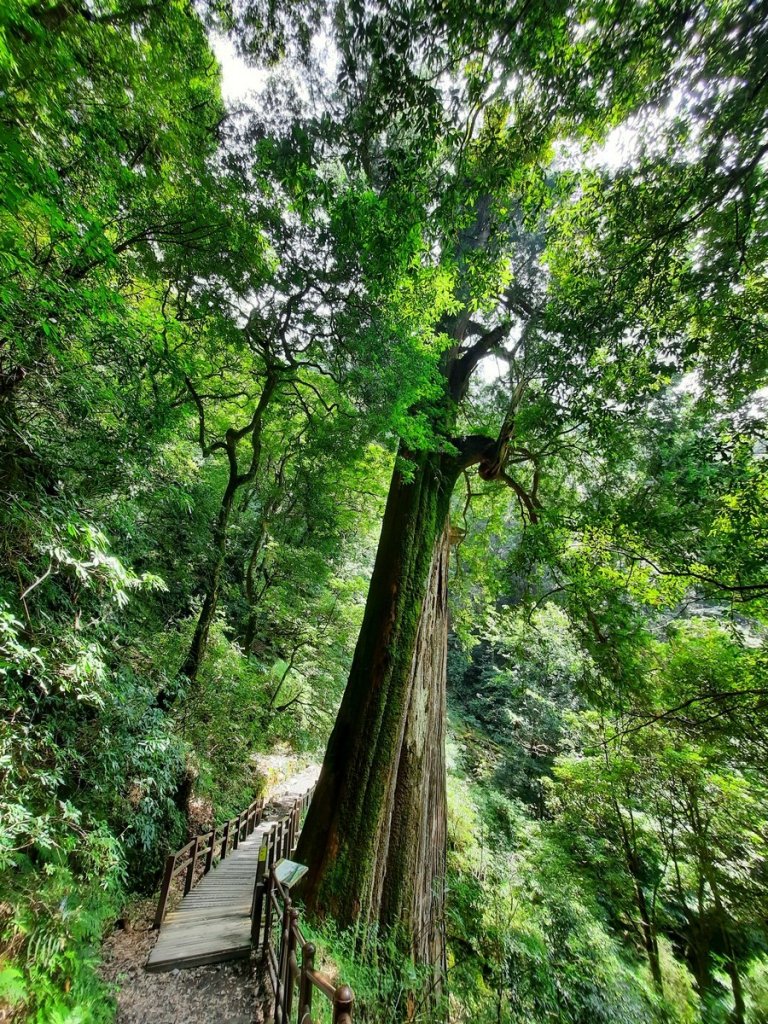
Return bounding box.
[146,822,269,972]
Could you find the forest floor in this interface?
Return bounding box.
[99,759,320,1024]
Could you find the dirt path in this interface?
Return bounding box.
[100,764,320,1023]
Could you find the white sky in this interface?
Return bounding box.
[212,34,270,104]
[213,29,641,175]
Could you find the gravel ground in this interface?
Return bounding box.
[100,764,320,1024]
[101,913,264,1024]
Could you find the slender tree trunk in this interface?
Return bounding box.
[706,868,745,1024]
[724,954,746,1024]
[242,517,270,651]
[170,372,277,694]
[635,880,663,992]
[689,929,713,1000]
[613,800,663,991]
[295,448,459,970]
[177,479,237,685]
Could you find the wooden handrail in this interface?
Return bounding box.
[153,795,264,928]
[152,781,348,1022]
[251,787,355,1023]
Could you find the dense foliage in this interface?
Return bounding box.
[1,0,766,1021]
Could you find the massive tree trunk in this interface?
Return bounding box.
[295,448,458,969]
[378,523,449,975]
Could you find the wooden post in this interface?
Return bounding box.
[262,867,275,964]
[298,942,315,1023]
[221,819,230,860]
[264,825,273,871]
[288,804,296,852]
[263,825,271,871]
[284,908,299,1022]
[271,822,279,867]
[233,813,241,850]
[276,895,292,1023]
[153,854,176,929]
[184,835,199,895]
[332,984,354,1023]
[204,829,216,873]
[251,837,268,946]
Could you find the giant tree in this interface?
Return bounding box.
[291,0,741,968]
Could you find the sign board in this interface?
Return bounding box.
[275,858,308,889]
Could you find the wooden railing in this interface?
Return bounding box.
[153,795,264,928]
[152,782,353,1020]
[252,789,354,1023]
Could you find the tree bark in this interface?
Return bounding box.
[295,448,458,970]
[167,371,277,699]
[177,478,237,685]
[613,800,663,992]
[377,524,449,976]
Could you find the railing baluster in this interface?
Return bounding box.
[251,836,268,946]
[298,942,315,1024]
[284,908,299,1022]
[184,835,199,895]
[204,829,216,873]
[332,985,355,1023]
[265,824,273,871]
[262,868,274,964]
[153,853,176,928]
[276,896,291,1021]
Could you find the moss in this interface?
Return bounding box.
[297,448,459,962]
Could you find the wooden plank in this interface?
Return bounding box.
[146,797,309,973]
[146,829,264,972]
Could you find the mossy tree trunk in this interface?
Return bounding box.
[296,434,496,968]
[295,449,457,965]
[377,523,450,976]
